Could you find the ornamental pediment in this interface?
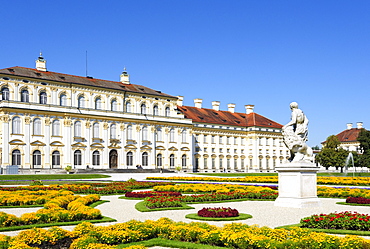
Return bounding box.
[9,139,26,145]
[155,145,166,150]
[124,144,137,149]
[140,145,152,150]
[168,146,178,151]
[50,141,64,147]
[180,147,190,151]
[91,143,104,148]
[30,140,46,146]
[71,142,87,148]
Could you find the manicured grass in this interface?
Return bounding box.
[135,201,194,212]
[191,173,277,177]
[317,172,370,177]
[336,201,370,207]
[0,204,43,208]
[0,174,110,180]
[276,224,370,236]
[185,213,252,221]
[117,238,230,249]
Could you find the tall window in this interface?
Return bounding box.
[93,123,99,138]
[52,119,60,136]
[52,151,60,168]
[95,98,102,110]
[92,151,100,166]
[74,121,81,137]
[12,117,21,134]
[1,87,9,101]
[142,152,148,166]
[153,105,159,115]
[78,96,85,108]
[39,92,47,104]
[182,130,187,143]
[110,124,116,139]
[170,129,175,142]
[142,126,148,141]
[165,107,170,117]
[125,101,131,113]
[111,99,117,111]
[33,150,41,168]
[156,154,162,168]
[204,157,208,169]
[33,118,41,135]
[182,155,187,168]
[156,128,162,141]
[212,157,216,169]
[12,150,21,166]
[127,125,133,140]
[21,89,29,102]
[219,158,223,169]
[60,94,67,106]
[126,152,133,166]
[141,104,146,114]
[74,150,82,166]
[170,154,175,168]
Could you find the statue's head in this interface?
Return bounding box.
[290,102,298,110]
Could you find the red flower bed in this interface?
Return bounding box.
[346,197,370,204]
[198,207,239,218]
[125,191,182,198]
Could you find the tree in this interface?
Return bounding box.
[357,129,370,168]
[315,135,347,172]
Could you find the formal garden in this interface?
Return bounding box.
[0,174,369,248]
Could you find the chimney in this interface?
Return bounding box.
[347,123,353,130]
[35,52,47,72]
[177,96,184,106]
[357,122,363,129]
[245,104,255,114]
[120,68,130,84]
[228,103,236,113]
[194,98,203,108]
[212,101,220,111]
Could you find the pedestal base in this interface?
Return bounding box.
[274,162,321,208]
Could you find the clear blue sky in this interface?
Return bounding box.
[1,1,369,147]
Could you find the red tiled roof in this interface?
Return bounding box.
[177,106,282,129]
[0,66,174,98]
[336,128,363,143]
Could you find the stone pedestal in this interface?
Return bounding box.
[274,162,321,208]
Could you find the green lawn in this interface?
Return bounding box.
[191,172,370,177]
[0,174,111,185]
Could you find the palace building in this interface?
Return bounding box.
[0,55,289,172]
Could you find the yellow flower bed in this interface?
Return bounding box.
[1,218,369,249]
[153,183,275,193]
[317,186,370,198]
[147,176,370,186]
[0,190,74,206]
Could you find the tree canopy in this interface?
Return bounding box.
[357,129,370,168]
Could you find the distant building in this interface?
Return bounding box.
[0,55,289,172]
[323,123,364,152]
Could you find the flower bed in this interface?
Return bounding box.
[301,211,370,231]
[125,191,182,198]
[318,186,370,199]
[198,207,238,218]
[0,190,73,207]
[346,197,370,205]
[1,218,369,249]
[143,196,183,209]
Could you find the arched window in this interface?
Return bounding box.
[12,149,21,166]
[12,117,21,134]
[74,121,81,137]
[170,154,175,168]
[21,89,29,102]
[156,128,162,141]
[95,98,101,110]
[182,154,187,168]
[170,129,175,142]
[93,122,99,138]
[110,124,116,139]
[78,96,85,108]
[127,125,132,140]
[52,151,60,168]
[111,99,117,111]
[60,94,67,106]
[142,126,148,141]
[157,154,162,168]
[141,103,146,114]
[153,105,159,115]
[39,91,47,104]
[142,152,148,166]
[165,106,170,117]
[92,151,100,166]
[125,101,131,113]
[126,152,133,166]
[33,118,41,135]
[182,130,187,143]
[52,119,60,136]
[74,150,82,166]
[33,150,41,168]
[1,87,9,101]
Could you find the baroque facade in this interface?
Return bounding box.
[0,55,289,172]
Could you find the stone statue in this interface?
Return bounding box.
[282,102,313,162]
